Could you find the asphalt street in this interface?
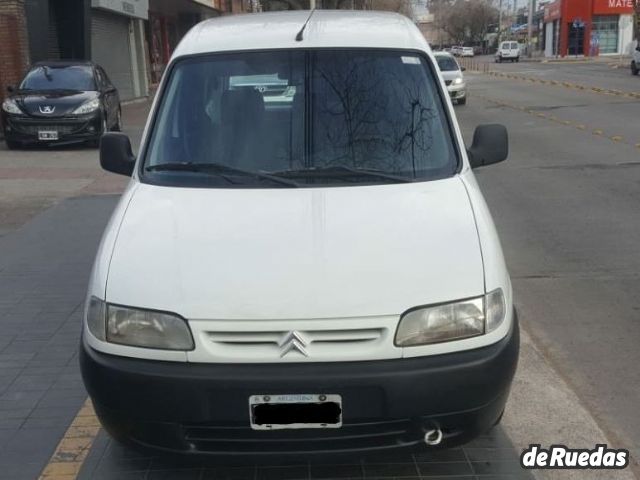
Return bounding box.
[0,60,639,480]
[459,70,640,471]
[471,55,640,95]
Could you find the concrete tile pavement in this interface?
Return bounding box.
[0,195,119,479]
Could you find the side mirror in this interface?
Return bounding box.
[461,66,467,72]
[6,85,15,93]
[100,132,135,176]
[636,45,640,52]
[467,124,508,169]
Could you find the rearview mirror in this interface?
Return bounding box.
[461,66,467,72]
[6,85,14,94]
[100,133,135,176]
[467,124,508,169]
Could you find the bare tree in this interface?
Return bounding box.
[436,0,498,45]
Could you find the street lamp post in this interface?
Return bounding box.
[498,0,503,45]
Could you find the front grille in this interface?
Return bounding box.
[202,326,387,361]
[8,117,89,136]
[182,418,417,453]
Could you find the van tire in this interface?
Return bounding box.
[632,61,639,76]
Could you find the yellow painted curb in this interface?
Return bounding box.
[39,399,100,480]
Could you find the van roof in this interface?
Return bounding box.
[172,10,430,59]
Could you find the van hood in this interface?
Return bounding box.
[106,179,484,320]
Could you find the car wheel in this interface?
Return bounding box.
[632,61,639,76]
[516,57,520,63]
[5,139,20,150]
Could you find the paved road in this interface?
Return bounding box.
[459,71,640,471]
[0,100,147,237]
[465,55,640,96]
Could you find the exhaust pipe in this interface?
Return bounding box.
[424,428,443,446]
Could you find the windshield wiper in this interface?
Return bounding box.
[271,166,414,183]
[145,162,300,188]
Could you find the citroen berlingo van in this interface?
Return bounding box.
[80,10,519,456]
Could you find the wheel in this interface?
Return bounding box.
[5,139,20,150]
[632,61,639,76]
[457,97,467,105]
[113,108,123,131]
[515,57,520,63]
[497,56,502,63]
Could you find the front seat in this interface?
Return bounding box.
[220,89,266,170]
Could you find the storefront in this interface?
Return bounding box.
[91,0,149,100]
[543,0,637,57]
[147,0,226,85]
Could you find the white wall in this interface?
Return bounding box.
[618,14,634,56]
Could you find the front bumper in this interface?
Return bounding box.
[2,111,103,145]
[80,312,519,456]
[447,84,467,100]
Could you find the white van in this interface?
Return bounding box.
[496,41,520,63]
[81,11,519,456]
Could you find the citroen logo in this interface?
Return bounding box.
[278,331,309,358]
[39,105,55,114]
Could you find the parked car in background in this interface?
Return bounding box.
[460,47,475,57]
[495,42,520,63]
[434,51,467,105]
[81,11,517,456]
[1,61,121,149]
[451,46,463,56]
[632,42,639,76]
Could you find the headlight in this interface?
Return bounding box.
[85,297,194,350]
[453,77,464,85]
[395,289,506,347]
[72,98,100,115]
[2,98,22,115]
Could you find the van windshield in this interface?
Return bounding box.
[143,49,458,188]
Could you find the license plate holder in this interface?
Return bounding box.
[249,394,342,430]
[38,130,58,141]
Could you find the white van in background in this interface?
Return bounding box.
[496,41,520,63]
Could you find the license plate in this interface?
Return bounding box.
[249,394,342,430]
[38,130,58,141]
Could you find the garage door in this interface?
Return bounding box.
[91,9,134,100]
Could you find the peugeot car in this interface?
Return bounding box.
[1,61,121,149]
[81,11,518,456]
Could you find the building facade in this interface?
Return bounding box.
[543,0,637,57]
[0,0,30,108]
[1,0,241,106]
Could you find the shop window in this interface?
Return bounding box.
[592,15,619,55]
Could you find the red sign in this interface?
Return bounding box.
[593,0,638,14]
[544,0,562,22]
